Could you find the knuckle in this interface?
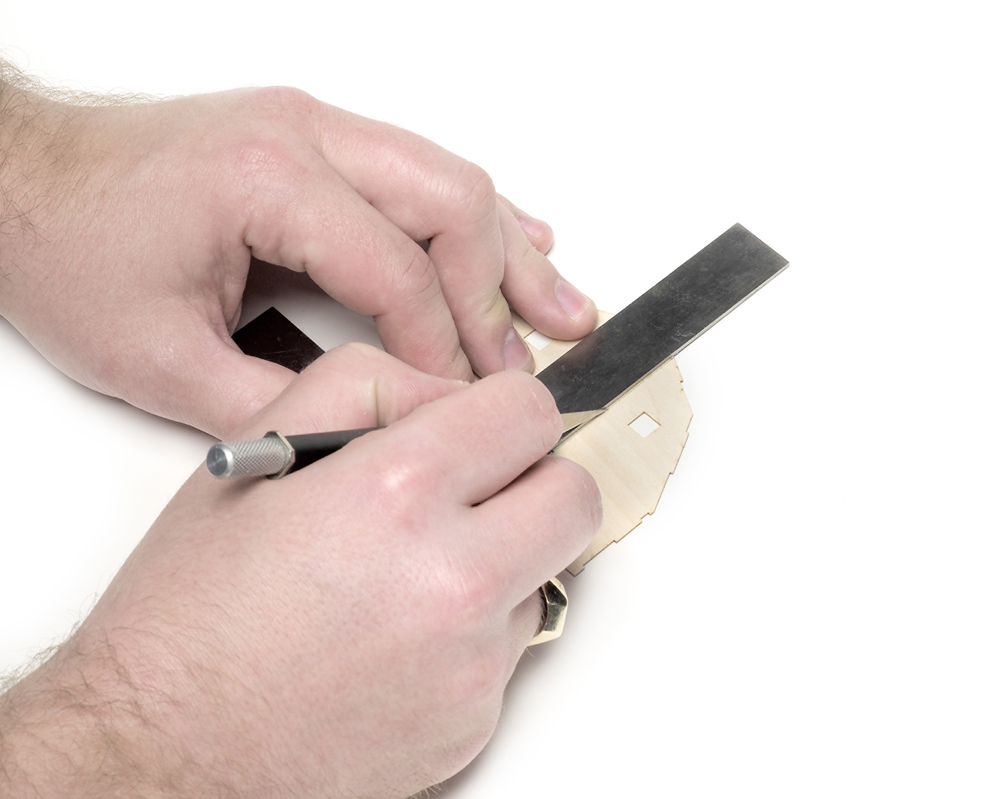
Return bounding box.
[449,652,509,708]
[473,284,509,326]
[349,445,439,530]
[330,341,384,371]
[393,248,440,302]
[308,342,386,395]
[446,161,497,224]
[513,224,542,265]
[225,134,303,201]
[383,251,469,376]
[367,453,435,515]
[220,90,319,190]
[423,558,500,639]
[245,85,320,118]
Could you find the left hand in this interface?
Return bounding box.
[0,77,597,437]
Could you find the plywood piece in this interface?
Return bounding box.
[513,313,692,575]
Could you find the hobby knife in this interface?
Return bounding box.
[208,223,787,479]
[207,411,604,479]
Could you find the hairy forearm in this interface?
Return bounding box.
[0,59,30,127]
[0,61,33,247]
[0,61,89,315]
[0,61,50,310]
[0,628,232,798]
[0,632,154,796]
[0,59,45,212]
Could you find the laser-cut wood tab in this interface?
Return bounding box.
[514,312,692,575]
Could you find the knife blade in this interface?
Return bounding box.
[536,223,788,415]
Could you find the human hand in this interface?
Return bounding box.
[0,344,602,797]
[0,71,597,437]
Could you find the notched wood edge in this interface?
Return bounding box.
[513,313,693,575]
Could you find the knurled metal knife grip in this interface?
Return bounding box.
[207,428,374,479]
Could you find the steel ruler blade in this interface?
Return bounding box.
[536,223,789,414]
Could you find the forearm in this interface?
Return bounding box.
[0,627,233,798]
[0,62,86,320]
[0,60,43,229]
[0,62,45,317]
[0,632,158,797]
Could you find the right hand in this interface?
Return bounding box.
[0,344,602,797]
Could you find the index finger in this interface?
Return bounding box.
[314,108,528,377]
[400,370,562,506]
[229,343,466,441]
[327,370,563,508]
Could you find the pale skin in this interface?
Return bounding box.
[0,67,603,796]
[0,65,597,436]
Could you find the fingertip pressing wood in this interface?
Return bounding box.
[514,313,692,575]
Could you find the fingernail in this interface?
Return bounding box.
[517,211,548,239]
[503,327,533,371]
[555,278,590,321]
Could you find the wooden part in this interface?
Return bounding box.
[514,313,693,575]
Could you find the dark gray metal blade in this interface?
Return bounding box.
[537,223,788,414]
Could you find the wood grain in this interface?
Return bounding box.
[514,312,692,574]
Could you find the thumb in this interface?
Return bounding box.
[125,326,299,438]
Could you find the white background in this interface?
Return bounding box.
[1,1,998,796]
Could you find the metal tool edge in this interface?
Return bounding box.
[536,223,789,426]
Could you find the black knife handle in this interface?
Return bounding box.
[285,428,377,474]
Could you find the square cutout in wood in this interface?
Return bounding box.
[628,412,660,439]
[525,330,554,350]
